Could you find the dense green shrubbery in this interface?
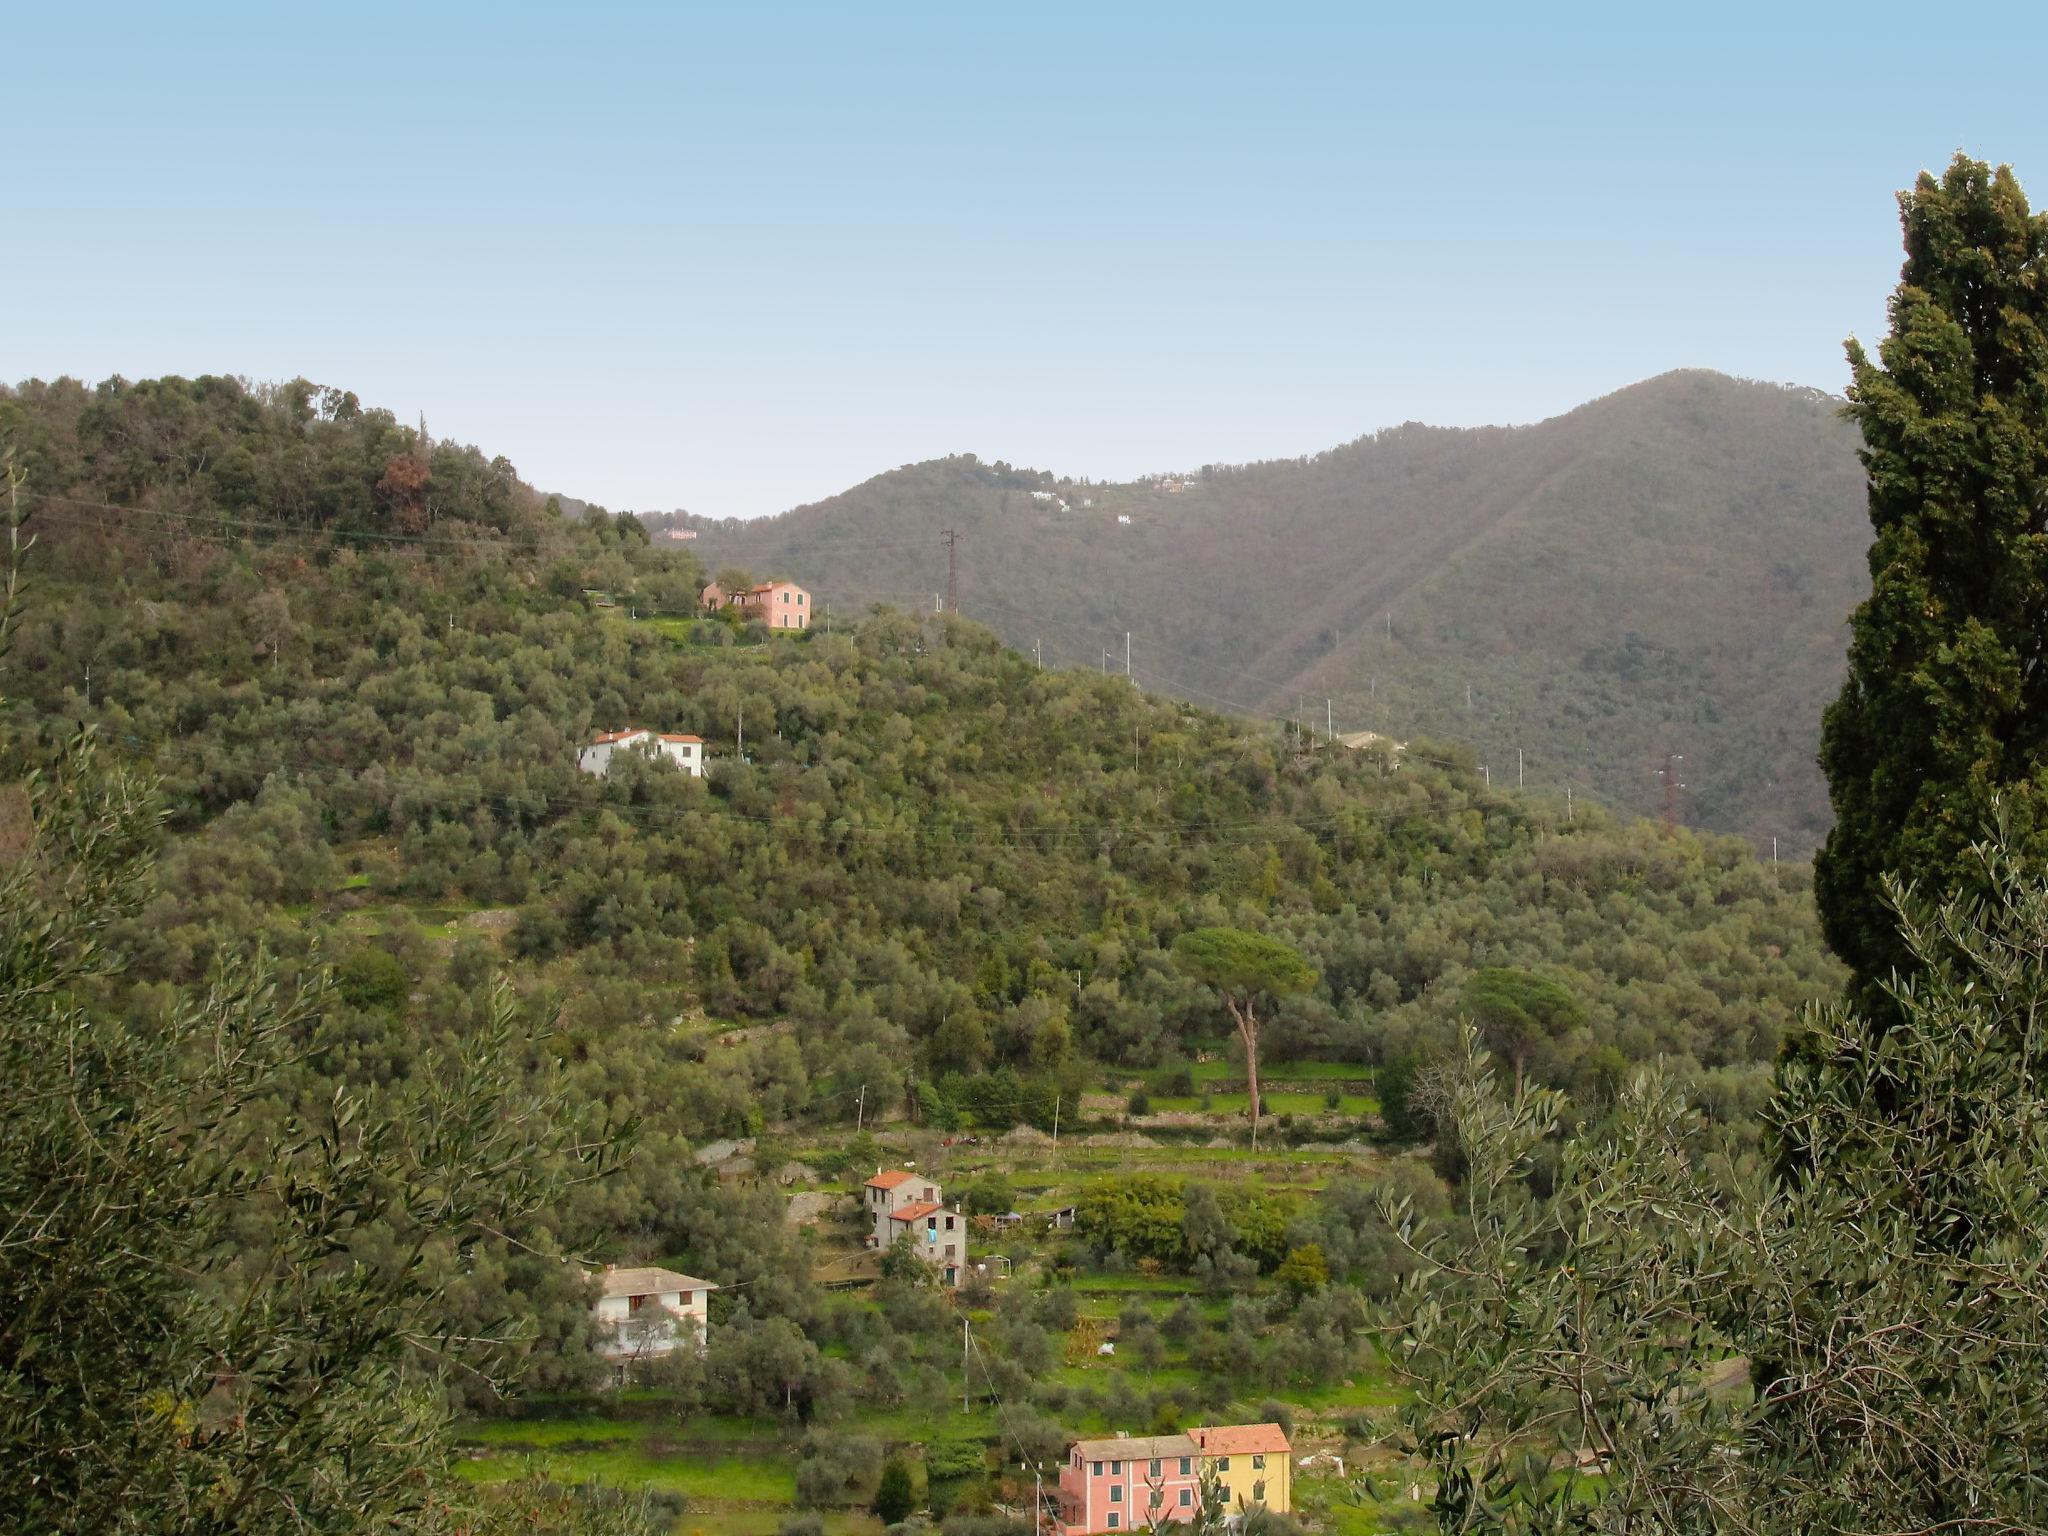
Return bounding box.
[0,370,1839,1412]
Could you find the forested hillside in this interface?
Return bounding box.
[0,375,1840,1515]
[693,370,1869,856]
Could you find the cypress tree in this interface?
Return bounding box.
[1815,154,2048,1014]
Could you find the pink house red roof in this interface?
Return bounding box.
[865,1169,916,1190]
[1189,1424,1291,1456]
[888,1200,943,1223]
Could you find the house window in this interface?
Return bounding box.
[1149,1491,1163,1512]
[679,1291,693,1305]
[1252,1456,1265,1471]
[944,1244,955,1258]
[945,1216,955,1230]
[1091,1462,1102,1477]
[1110,1462,1121,1476]
[1217,1458,1229,1473]
[628,1294,650,1313]
[1149,1460,1160,1477]
[1179,1458,1192,1476]
[1109,1487,1122,1503]
[1179,1490,1193,1508]
[1253,1481,1267,1504]
[1106,1517,1118,1531]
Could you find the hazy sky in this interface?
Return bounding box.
[7,3,2046,518]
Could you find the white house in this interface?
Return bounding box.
[578,728,703,778]
[864,1168,969,1287]
[591,1265,716,1362]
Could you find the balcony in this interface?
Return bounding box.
[598,1308,695,1360]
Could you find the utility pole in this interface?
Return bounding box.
[1125,631,1131,680]
[855,1082,866,1132]
[1466,682,1473,712]
[1481,764,1490,789]
[1517,748,1524,789]
[1326,698,1333,742]
[1051,1093,1060,1150]
[1656,754,1685,830]
[1385,612,1391,641]
[83,662,91,707]
[1771,835,1779,865]
[1566,783,1574,820]
[1034,638,1042,670]
[963,1318,972,1413]
[1102,649,1110,674]
[942,528,959,613]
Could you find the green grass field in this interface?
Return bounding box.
[1187,1060,1374,1085]
[1147,1092,1380,1117]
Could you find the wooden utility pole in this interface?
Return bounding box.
[942,528,959,613]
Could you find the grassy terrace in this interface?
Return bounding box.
[460,1058,1422,1533]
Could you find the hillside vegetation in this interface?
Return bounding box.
[691,370,1869,856]
[0,372,1843,1530]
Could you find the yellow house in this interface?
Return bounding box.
[1190,1423,1292,1514]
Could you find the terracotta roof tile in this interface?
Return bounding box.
[865,1169,916,1189]
[1070,1433,1199,1460]
[1190,1424,1291,1456]
[888,1200,943,1222]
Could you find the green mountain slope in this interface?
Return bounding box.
[0,368,1841,1438]
[695,371,1869,854]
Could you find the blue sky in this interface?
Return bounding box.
[6,2,2045,517]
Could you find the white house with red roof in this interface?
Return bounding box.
[578,728,704,779]
[863,1168,969,1287]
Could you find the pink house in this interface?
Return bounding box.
[1055,1434,1202,1535]
[702,579,811,630]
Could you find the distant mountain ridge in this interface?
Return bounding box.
[692,371,1870,852]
